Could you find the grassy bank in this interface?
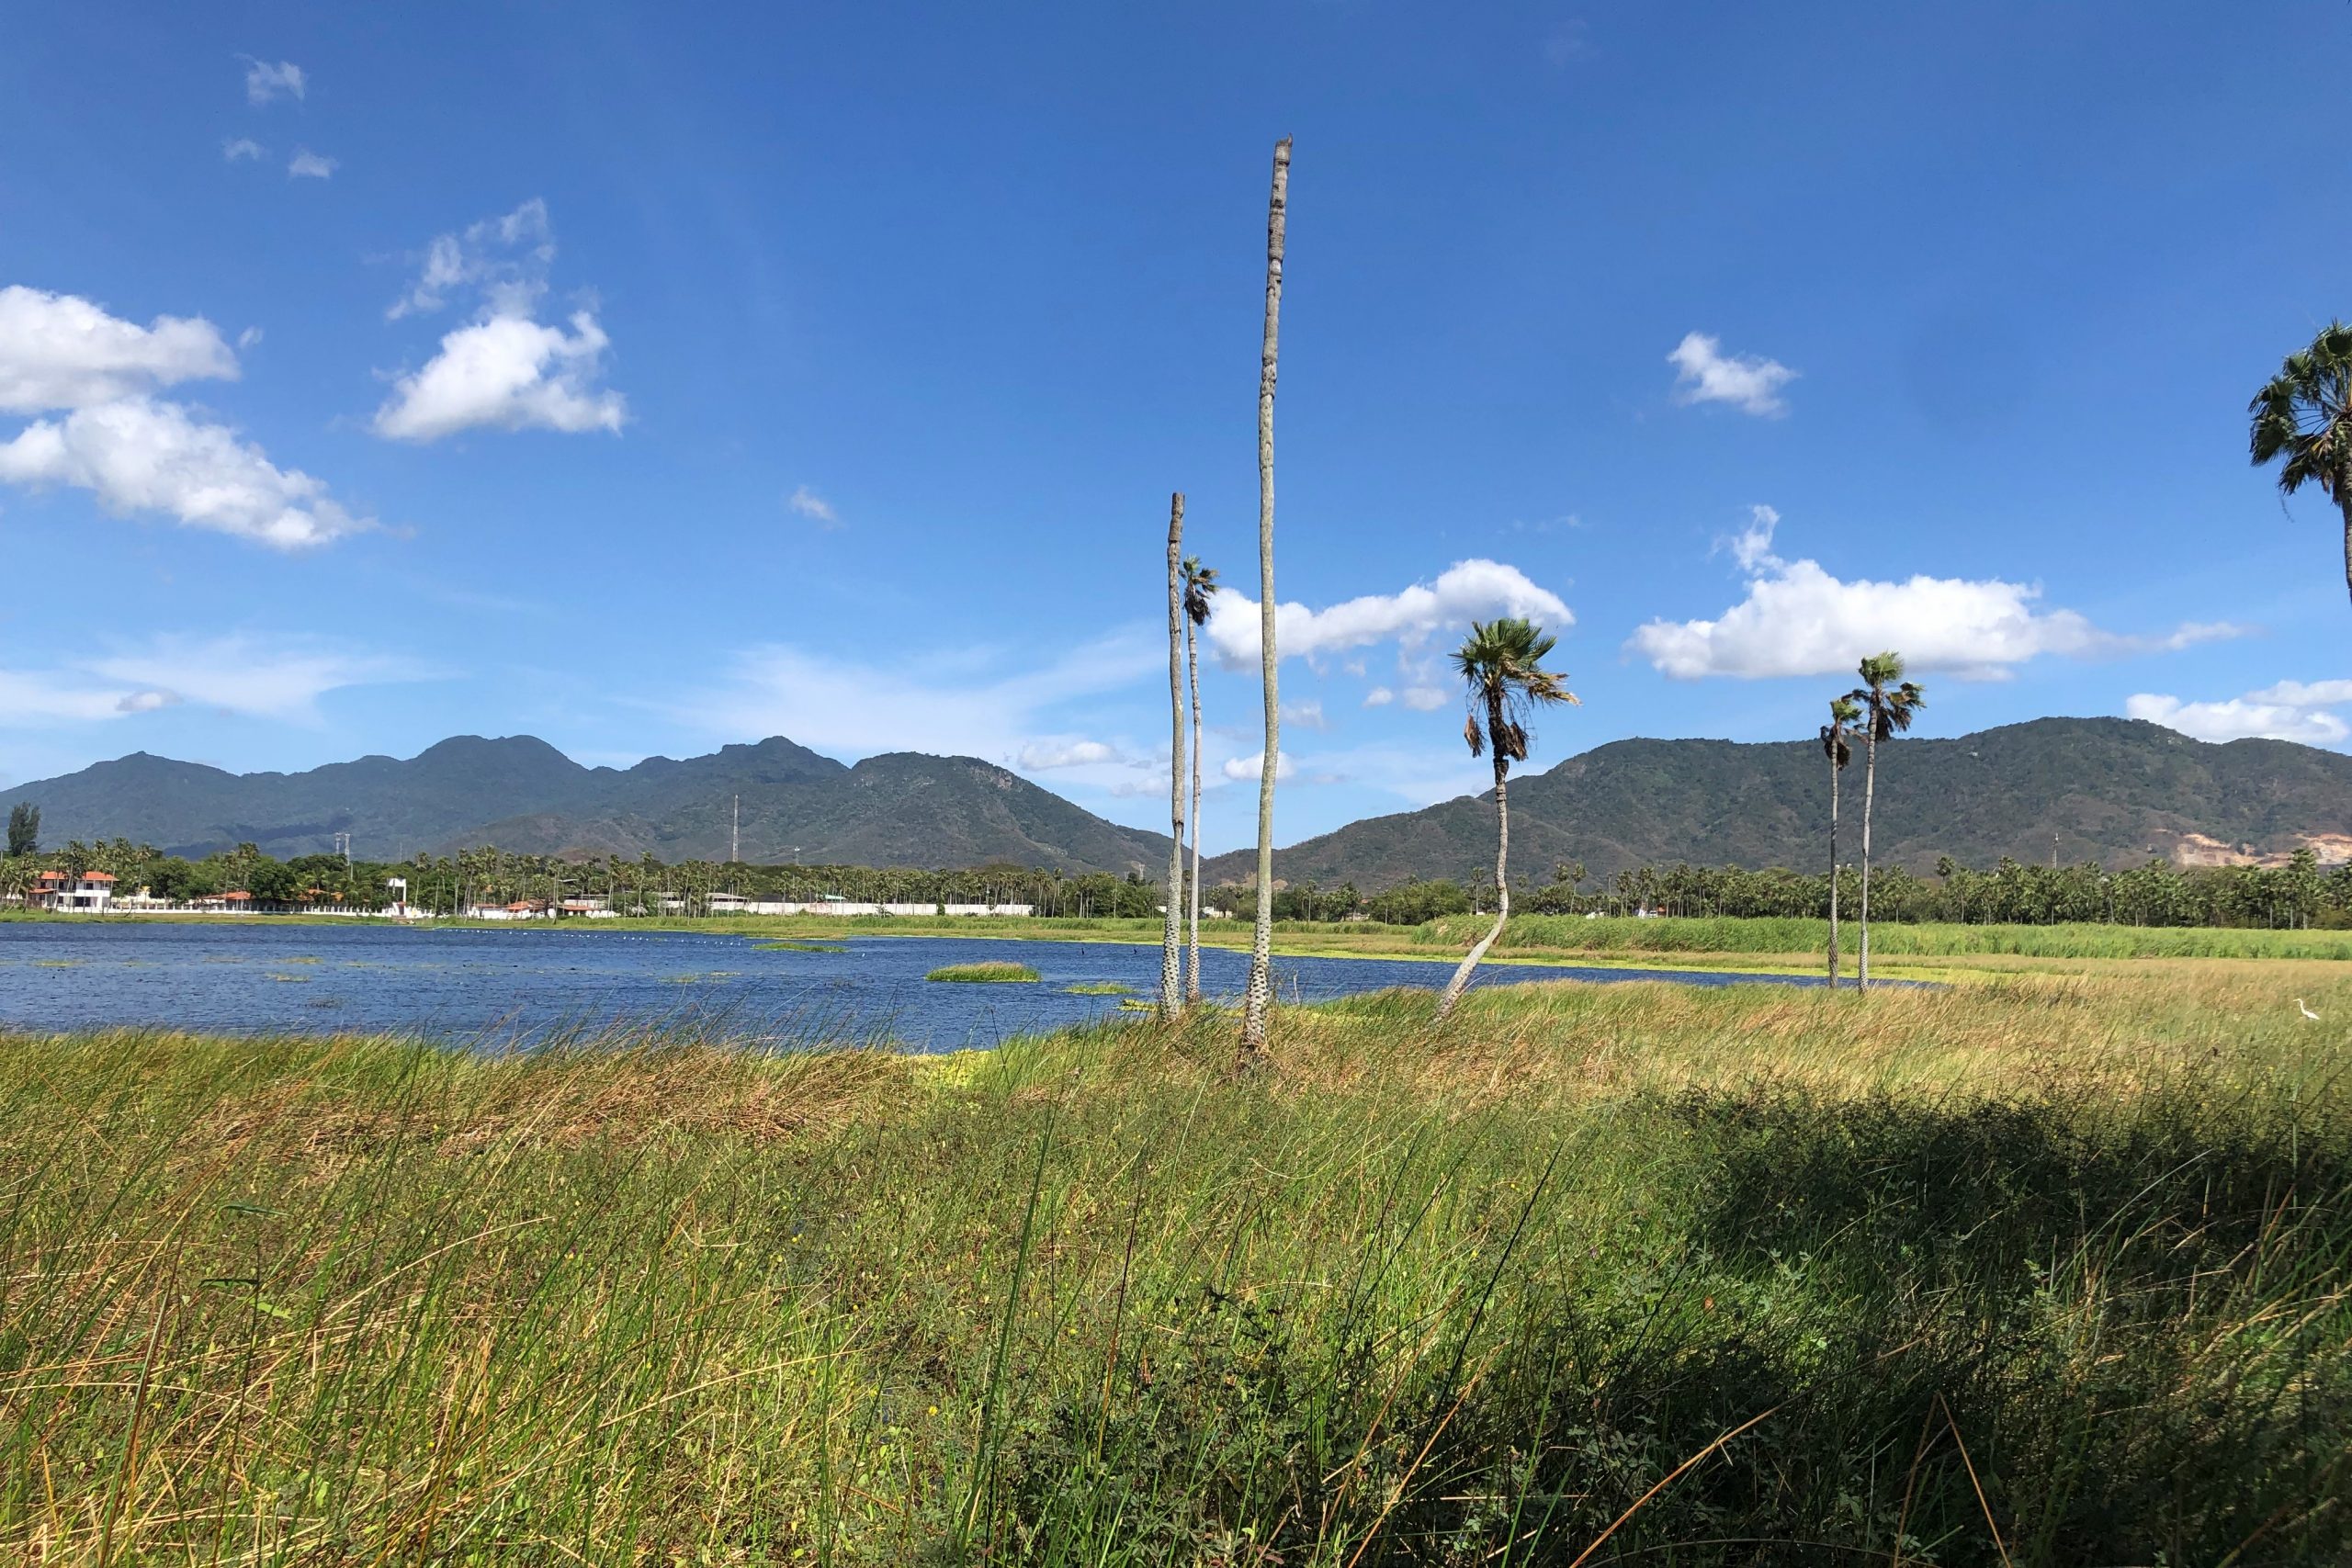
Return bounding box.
[1425,912,2352,961]
[5,964,2349,1562]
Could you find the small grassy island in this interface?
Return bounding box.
[924,960,1040,982]
[1061,980,1132,995]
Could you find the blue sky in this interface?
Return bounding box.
[6,1,2349,853]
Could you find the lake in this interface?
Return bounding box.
[0,922,1840,1050]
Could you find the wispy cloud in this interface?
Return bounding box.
[221,137,266,163]
[678,631,1162,763]
[242,57,306,106]
[0,635,423,728]
[287,149,337,180]
[787,485,841,527]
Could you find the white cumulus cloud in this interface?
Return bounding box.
[1628,513,2241,681]
[375,201,624,441]
[1,400,367,552]
[0,288,363,549]
[243,58,305,106]
[2127,680,2352,747]
[1206,559,1571,669]
[0,286,239,412]
[1668,331,1796,417]
[0,397,365,549]
[373,310,625,441]
[221,137,265,163]
[287,149,337,180]
[1362,686,1395,707]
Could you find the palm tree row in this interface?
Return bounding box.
[1167,198,2352,1046]
[1150,138,1288,1066]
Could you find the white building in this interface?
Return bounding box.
[31,870,116,911]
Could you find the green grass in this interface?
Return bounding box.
[1061,981,1132,996]
[926,961,1041,983]
[1425,912,2352,961]
[752,939,850,953]
[4,966,2347,1562]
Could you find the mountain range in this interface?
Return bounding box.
[1201,717,2352,886]
[0,737,1171,874]
[4,717,2347,884]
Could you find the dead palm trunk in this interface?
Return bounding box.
[1857,727,1877,991]
[1238,138,1290,1065]
[1435,687,1510,1019]
[1161,492,1186,1015]
[1826,749,1842,988]
[2340,489,2352,609]
[1186,609,1205,1004]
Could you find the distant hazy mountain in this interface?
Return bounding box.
[0,736,1171,875]
[1201,717,2352,889]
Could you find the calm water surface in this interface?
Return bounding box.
[0,922,1838,1051]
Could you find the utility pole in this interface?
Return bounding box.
[2052,831,2059,869]
[731,795,740,865]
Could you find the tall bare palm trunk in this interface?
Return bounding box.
[1186,614,1205,1004]
[1858,729,1877,991]
[1238,138,1290,1065]
[1826,750,1842,988]
[2340,491,2352,609]
[1161,493,1186,1015]
[1436,688,1509,1020]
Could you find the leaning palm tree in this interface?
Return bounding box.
[1238,137,1291,1067]
[1160,491,1187,1016]
[2249,321,2352,608]
[1820,695,1860,988]
[1845,652,1925,991]
[1434,617,1577,1021]
[1182,555,1219,1003]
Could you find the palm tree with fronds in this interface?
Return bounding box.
[1845,652,1925,991]
[1435,617,1577,1021]
[1820,695,1860,988]
[1182,555,1219,1003]
[2250,321,2352,608]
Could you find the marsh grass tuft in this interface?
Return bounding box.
[927,961,1041,983]
[1062,980,1132,996]
[2,965,2348,1562]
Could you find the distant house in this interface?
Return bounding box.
[31,870,116,911]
